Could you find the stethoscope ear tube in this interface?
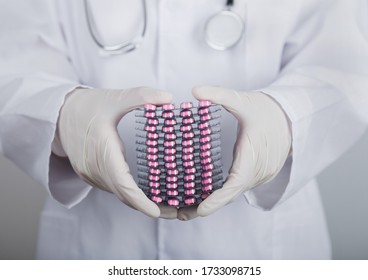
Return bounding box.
[84,0,147,55]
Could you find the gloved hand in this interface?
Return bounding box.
[178,86,292,220]
[54,87,177,219]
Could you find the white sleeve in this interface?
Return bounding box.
[245,0,368,209]
[0,0,92,208]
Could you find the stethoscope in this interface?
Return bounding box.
[84,0,244,56]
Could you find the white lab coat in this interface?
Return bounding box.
[0,0,367,259]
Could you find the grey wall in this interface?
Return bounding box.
[1,131,368,260]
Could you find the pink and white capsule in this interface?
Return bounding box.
[150,188,161,195]
[183,160,195,168]
[184,174,195,181]
[200,157,212,165]
[165,133,176,140]
[151,196,163,203]
[182,117,194,125]
[182,139,194,147]
[147,132,159,139]
[184,167,196,174]
[145,139,158,147]
[200,143,211,151]
[162,126,174,133]
[146,147,158,154]
[164,140,176,148]
[164,119,177,126]
[149,181,160,188]
[149,175,160,181]
[180,125,192,132]
[167,198,180,207]
[184,197,196,206]
[184,188,196,196]
[198,107,210,115]
[149,168,161,175]
[198,122,210,130]
[164,155,175,162]
[145,125,156,132]
[200,150,211,158]
[200,114,212,122]
[184,182,196,189]
[144,111,156,118]
[198,100,212,107]
[146,154,158,161]
[201,178,213,185]
[162,111,174,118]
[166,176,178,183]
[167,169,179,176]
[200,128,212,136]
[183,131,195,139]
[144,104,156,111]
[182,153,194,161]
[180,110,192,118]
[147,118,159,125]
[162,103,175,110]
[199,136,211,144]
[180,102,193,109]
[166,183,178,189]
[202,184,213,192]
[182,146,194,154]
[167,190,179,196]
[147,161,159,168]
[164,148,176,155]
[201,171,213,178]
[202,163,214,171]
[165,162,177,169]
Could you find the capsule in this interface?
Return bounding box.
[200,114,212,122]
[150,188,161,195]
[199,136,211,144]
[147,161,159,168]
[182,117,194,125]
[183,131,195,139]
[183,160,195,168]
[182,139,194,147]
[147,118,159,125]
[147,132,159,139]
[162,111,174,118]
[166,183,178,189]
[164,155,175,162]
[200,150,212,158]
[149,168,161,175]
[180,125,192,132]
[149,181,160,188]
[164,140,176,148]
[201,171,213,178]
[165,133,177,140]
[165,162,177,169]
[198,100,212,107]
[201,178,213,185]
[184,182,196,189]
[144,111,156,118]
[182,153,194,161]
[162,103,175,111]
[184,197,196,206]
[147,147,158,154]
[202,163,214,171]
[184,174,196,181]
[200,128,212,136]
[200,157,212,165]
[164,148,176,155]
[166,176,178,183]
[145,125,157,132]
[180,110,192,118]
[198,107,210,115]
[202,184,213,192]
[167,190,179,196]
[200,143,211,151]
[167,169,179,176]
[149,175,160,181]
[180,102,193,109]
[146,154,158,161]
[146,139,158,147]
[144,104,156,111]
[198,122,210,130]
[182,146,194,154]
[164,119,177,126]
[184,188,196,196]
[151,196,163,203]
[184,167,196,174]
[162,126,175,133]
[167,198,180,207]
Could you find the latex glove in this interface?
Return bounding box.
[55,87,177,219]
[178,86,291,220]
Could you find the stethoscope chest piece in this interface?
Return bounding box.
[205,10,244,51]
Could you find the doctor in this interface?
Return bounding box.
[0,0,367,259]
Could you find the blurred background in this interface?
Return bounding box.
[0,130,367,260]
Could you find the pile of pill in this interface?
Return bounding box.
[135,101,222,207]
